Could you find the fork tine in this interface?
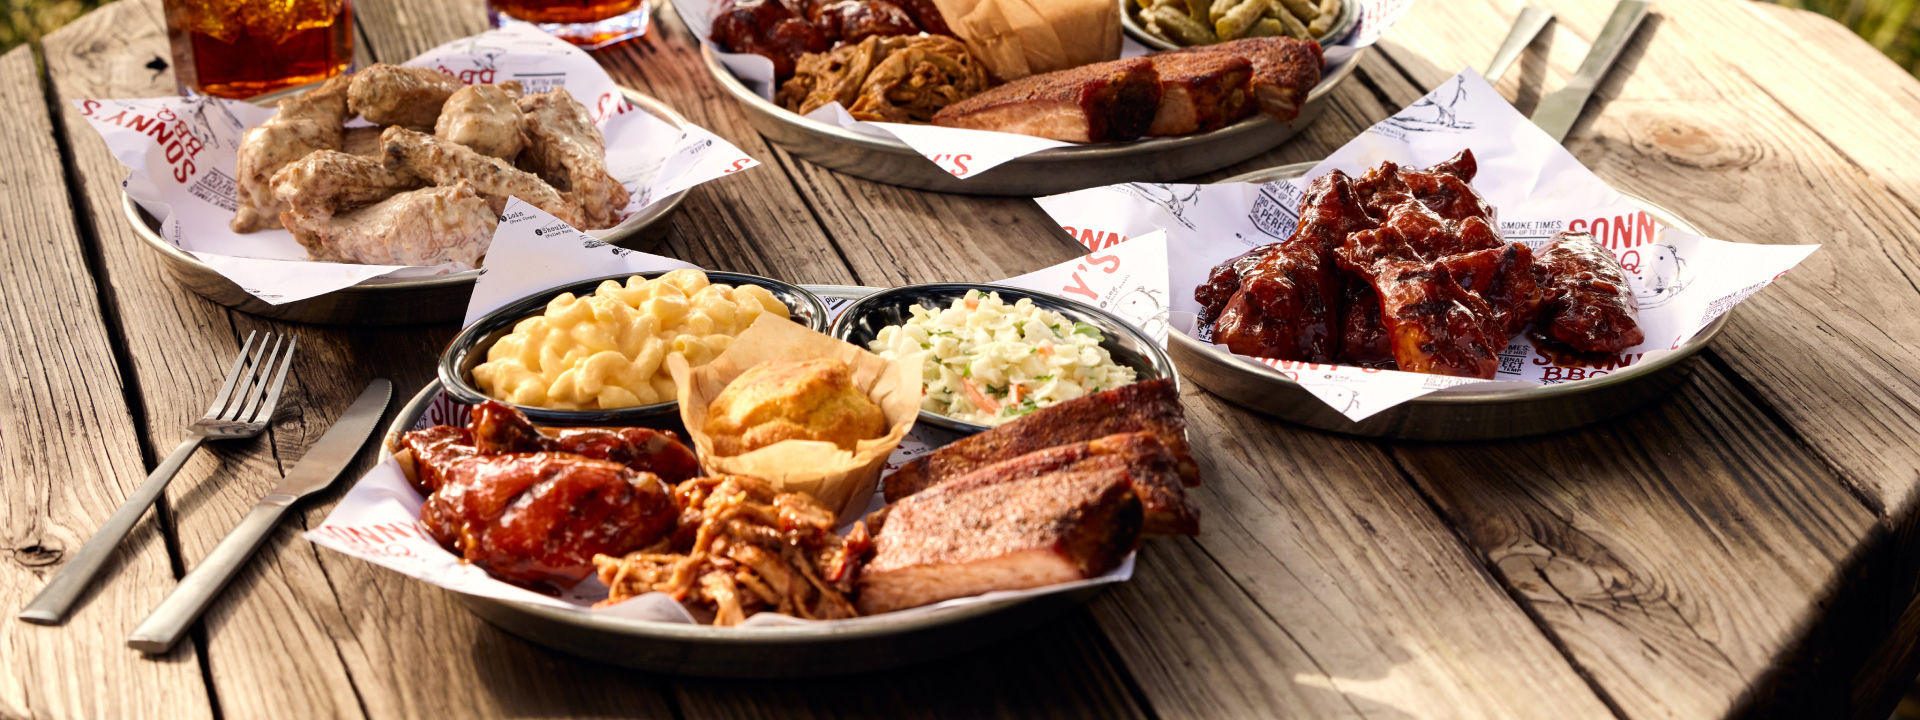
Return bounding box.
[203,331,259,419]
[223,335,278,422]
[244,336,297,424]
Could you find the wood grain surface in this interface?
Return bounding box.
[0,42,216,719]
[18,0,1920,718]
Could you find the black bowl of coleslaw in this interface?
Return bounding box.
[439,270,831,428]
[830,283,1176,435]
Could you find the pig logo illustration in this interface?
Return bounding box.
[1102,286,1169,341]
[1386,75,1474,133]
[1126,183,1202,230]
[1620,243,1689,309]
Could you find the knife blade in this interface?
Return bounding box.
[1531,0,1650,142]
[128,379,392,654]
[1484,7,1555,84]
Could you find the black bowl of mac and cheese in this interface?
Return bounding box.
[440,270,831,428]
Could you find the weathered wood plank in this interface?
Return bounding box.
[672,609,1151,719]
[0,41,217,719]
[1396,362,1879,719]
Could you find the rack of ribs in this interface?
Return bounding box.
[883,378,1199,500]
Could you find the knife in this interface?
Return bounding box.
[1531,0,1650,142]
[128,379,392,654]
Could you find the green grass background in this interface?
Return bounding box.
[0,0,1915,69]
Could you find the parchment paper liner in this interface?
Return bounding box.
[670,314,923,526]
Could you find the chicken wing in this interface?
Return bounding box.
[348,63,463,130]
[380,126,586,227]
[1210,169,1373,361]
[421,452,677,591]
[436,82,528,161]
[467,399,700,482]
[517,88,628,229]
[281,181,497,267]
[1435,242,1545,336]
[1535,231,1644,353]
[230,73,351,233]
[269,150,421,218]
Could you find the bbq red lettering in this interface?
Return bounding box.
[1061,272,1098,300]
[1569,218,1586,233]
[723,158,752,173]
[1636,212,1655,246]
[79,99,99,116]
[1086,251,1121,273]
[1076,227,1099,248]
[951,154,970,176]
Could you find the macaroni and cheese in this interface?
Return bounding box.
[867,290,1137,427]
[472,270,791,410]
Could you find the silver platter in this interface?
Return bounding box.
[375,282,1101,676]
[682,3,1363,196]
[126,88,692,326]
[1120,0,1360,52]
[1178,162,1733,440]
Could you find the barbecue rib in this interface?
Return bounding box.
[884,379,1199,500]
[467,400,700,482]
[1535,231,1644,353]
[931,57,1162,142]
[1146,52,1253,136]
[857,469,1142,615]
[1209,169,1374,361]
[893,432,1198,536]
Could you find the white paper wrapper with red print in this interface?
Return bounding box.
[672,0,1412,179]
[305,212,1149,626]
[1033,68,1820,422]
[77,24,758,305]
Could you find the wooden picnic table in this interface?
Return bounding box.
[6,0,1920,716]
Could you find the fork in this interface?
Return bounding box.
[18,331,297,625]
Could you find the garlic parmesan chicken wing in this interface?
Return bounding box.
[231,73,351,233]
[281,181,497,267]
[436,82,529,161]
[380,126,587,227]
[270,150,421,218]
[348,63,464,130]
[517,88,629,229]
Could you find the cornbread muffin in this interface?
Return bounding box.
[704,359,888,456]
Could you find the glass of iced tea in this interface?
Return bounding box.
[163,0,354,99]
[489,0,651,49]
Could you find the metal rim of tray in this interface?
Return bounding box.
[1120,0,1361,52]
[374,284,1097,676]
[125,87,693,324]
[1174,161,1734,438]
[681,1,1364,195]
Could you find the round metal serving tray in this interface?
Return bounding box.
[376,283,1100,676]
[1120,0,1360,52]
[1179,162,1734,440]
[682,5,1362,196]
[126,88,692,326]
